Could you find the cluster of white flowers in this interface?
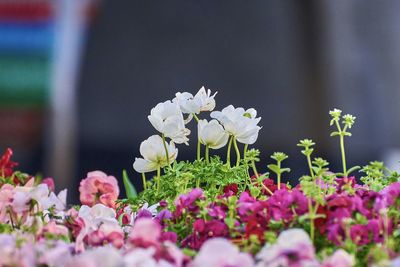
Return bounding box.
[133,86,262,174]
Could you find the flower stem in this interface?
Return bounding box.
[307,154,315,180]
[197,140,201,161]
[141,173,147,190]
[233,138,241,166]
[205,145,210,164]
[335,120,347,177]
[277,160,281,190]
[161,134,171,169]
[340,135,347,176]
[193,114,202,161]
[156,166,161,194]
[226,136,233,167]
[308,198,315,242]
[251,160,259,179]
[243,144,248,159]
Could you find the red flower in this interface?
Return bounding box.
[0,148,18,177]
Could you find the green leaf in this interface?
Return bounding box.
[267,164,280,174]
[122,170,137,200]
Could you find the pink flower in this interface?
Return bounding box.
[39,221,69,239]
[322,249,354,267]
[79,171,120,208]
[256,229,317,267]
[129,218,161,246]
[191,238,254,267]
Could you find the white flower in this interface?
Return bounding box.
[133,135,178,173]
[198,119,229,149]
[148,100,190,144]
[78,204,118,228]
[210,105,261,145]
[173,86,217,115]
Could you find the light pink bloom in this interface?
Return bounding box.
[322,249,354,267]
[129,218,161,245]
[191,238,254,267]
[79,171,120,208]
[256,229,318,267]
[39,220,69,239]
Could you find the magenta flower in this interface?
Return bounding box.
[174,188,204,217]
[182,219,229,249]
[79,171,120,208]
[0,148,18,178]
[267,189,308,222]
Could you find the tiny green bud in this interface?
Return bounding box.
[297,139,315,148]
[329,108,342,118]
[271,152,288,162]
[342,114,356,128]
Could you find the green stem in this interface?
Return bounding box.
[197,139,201,161]
[308,198,315,242]
[277,160,281,189]
[306,154,315,180]
[205,145,210,164]
[233,138,241,166]
[141,173,147,190]
[156,166,161,194]
[161,134,171,169]
[335,120,347,177]
[243,144,248,159]
[340,135,347,176]
[251,160,259,179]
[226,136,233,167]
[193,114,201,161]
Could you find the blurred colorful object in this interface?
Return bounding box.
[0,0,54,107]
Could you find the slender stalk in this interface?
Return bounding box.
[161,134,171,168]
[335,120,347,176]
[205,145,210,164]
[243,144,248,159]
[277,160,281,189]
[226,136,233,166]
[193,114,201,161]
[141,173,147,190]
[233,138,241,166]
[306,154,315,180]
[251,160,259,179]
[308,198,315,242]
[197,140,201,161]
[340,135,347,176]
[156,166,161,194]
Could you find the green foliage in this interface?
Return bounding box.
[137,157,249,204]
[122,170,138,201]
[360,161,400,191]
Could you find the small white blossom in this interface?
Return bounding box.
[133,135,178,173]
[148,100,190,144]
[198,119,229,149]
[173,86,217,115]
[211,105,261,145]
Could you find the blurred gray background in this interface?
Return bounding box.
[1,0,400,202]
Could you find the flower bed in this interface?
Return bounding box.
[0,87,399,267]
